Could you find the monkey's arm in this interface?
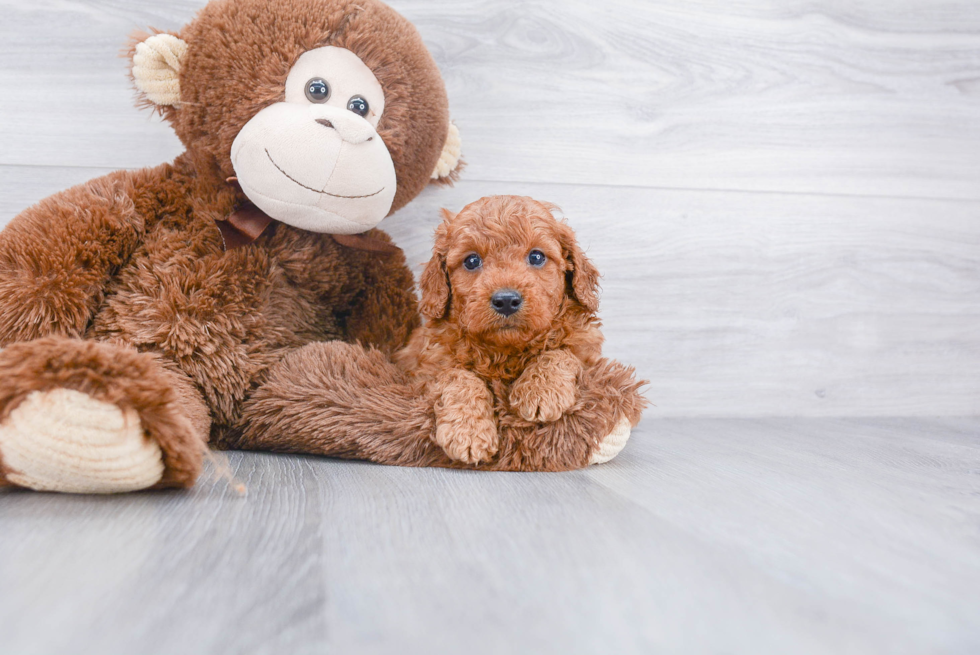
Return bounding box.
[234,340,647,472]
[337,229,421,355]
[235,341,451,467]
[0,168,158,345]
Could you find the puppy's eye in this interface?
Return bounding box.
[347,96,370,117]
[305,78,330,103]
[527,250,547,267]
[463,253,482,271]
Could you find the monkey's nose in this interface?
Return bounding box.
[491,289,523,317]
[310,107,376,144]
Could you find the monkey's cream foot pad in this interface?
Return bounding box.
[589,415,632,465]
[0,388,164,494]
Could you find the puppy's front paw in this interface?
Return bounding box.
[510,372,577,423]
[434,369,499,464]
[435,417,498,464]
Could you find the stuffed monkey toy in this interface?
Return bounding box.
[0,0,645,490]
[0,0,463,493]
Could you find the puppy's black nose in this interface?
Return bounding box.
[491,289,523,317]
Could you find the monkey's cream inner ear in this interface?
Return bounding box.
[431,123,462,180]
[132,33,187,107]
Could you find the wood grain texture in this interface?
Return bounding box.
[3,170,979,417]
[1,0,978,417]
[0,0,978,198]
[387,181,980,417]
[2,417,979,654]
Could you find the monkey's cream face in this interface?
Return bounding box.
[230,46,397,234]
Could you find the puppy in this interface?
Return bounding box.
[394,195,603,464]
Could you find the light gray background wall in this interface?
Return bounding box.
[2,0,977,418]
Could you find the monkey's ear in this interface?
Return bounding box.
[557,222,601,315]
[430,123,464,185]
[131,32,187,107]
[418,217,454,320]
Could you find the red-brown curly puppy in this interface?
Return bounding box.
[394,195,604,464]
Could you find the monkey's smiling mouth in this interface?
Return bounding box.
[265,148,384,199]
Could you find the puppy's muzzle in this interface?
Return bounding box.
[491,289,523,317]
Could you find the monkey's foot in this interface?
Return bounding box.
[589,416,632,465]
[0,388,164,493]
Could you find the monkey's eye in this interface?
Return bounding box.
[305,78,330,103]
[463,253,482,271]
[347,96,370,117]
[528,250,547,267]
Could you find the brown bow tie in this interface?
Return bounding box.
[216,202,400,255]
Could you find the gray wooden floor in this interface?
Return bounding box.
[2,418,979,654]
[1,0,979,653]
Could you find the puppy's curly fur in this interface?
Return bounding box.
[394,195,604,463]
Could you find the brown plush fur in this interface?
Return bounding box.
[0,0,453,489]
[133,0,450,215]
[236,198,648,471]
[236,342,646,472]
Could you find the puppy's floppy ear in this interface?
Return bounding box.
[556,221,601,314]
[418,210,454,320]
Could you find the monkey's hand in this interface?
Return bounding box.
[340,230,420,355]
